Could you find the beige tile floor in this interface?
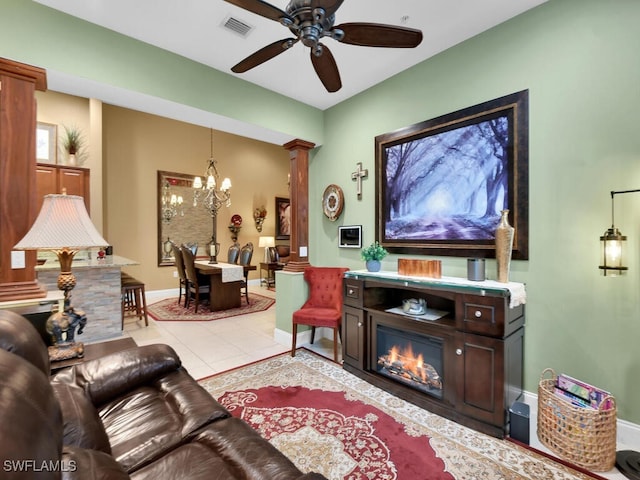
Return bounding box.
[123,286,631,479]
[123,284,338,380]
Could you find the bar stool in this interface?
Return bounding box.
[121,273,148,328]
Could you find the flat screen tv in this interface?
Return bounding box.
[338,225,362,249]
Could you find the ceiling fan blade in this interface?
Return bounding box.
[310,44,342,93]
[335,23,423,48]
[310,0,344,18]
[223,0,293,24]
[232,38,298,73]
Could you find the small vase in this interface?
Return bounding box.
[366,260,381,272]
[495,209,514,283]
[68,153,77,166]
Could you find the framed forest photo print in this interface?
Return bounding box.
[375,90,529,259]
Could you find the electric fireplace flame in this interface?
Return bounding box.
[378,344,442,392]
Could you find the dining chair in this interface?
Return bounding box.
[171,243,188,307]
[238,242,254,304]
[227,242,241,264]
[181,247,210,313]
[291,266,349,362]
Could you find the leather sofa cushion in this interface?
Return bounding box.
[0,310,50,375]
[53,344,182,406]
[53,382,112,454]
[130,417,303,480]
[0,349,62,480]
[98,369,230,472]
[61,446,130,480]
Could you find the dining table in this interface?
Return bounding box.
[194,260,256,311]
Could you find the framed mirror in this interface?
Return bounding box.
[157,170,213,266]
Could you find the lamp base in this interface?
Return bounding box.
[46,292,87,359]
[48,342,84,361]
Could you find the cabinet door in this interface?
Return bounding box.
[342,306,365,370]
[455,332,505,428]
[58,167,90,211]
[35,164,58,213]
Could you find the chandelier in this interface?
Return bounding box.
[161,179,183,223]
[192,129,231,218]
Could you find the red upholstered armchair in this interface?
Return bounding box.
[291,266,349,362]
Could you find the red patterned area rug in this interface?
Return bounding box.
[147,294,274,321]
[199,350,603,480]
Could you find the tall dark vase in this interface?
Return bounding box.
[495,209,514,283]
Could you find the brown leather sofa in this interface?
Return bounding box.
[0,310,326,480]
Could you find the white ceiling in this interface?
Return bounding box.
[36,0,547,111]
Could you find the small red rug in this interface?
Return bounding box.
[218,385,453,480]
[147,293,274,321]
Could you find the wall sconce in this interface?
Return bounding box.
[228,214,242,242]
[254,206,267,232]
[599,189,640,276]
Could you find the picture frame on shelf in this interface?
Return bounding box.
[275,197,290,240]
[375,90,529,260]
[36,122,57,164]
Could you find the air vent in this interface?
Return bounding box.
[222,16,254,38]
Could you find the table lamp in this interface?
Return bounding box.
[258,236,275,263]
[14,193,108,361]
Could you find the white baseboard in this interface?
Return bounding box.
[275,327,312,350]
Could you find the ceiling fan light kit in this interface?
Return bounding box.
[225,0,423,92]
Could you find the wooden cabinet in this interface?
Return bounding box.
[36,163,90,212]
[342,272,525,438]
[343,306,366,370]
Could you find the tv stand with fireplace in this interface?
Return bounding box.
[342,271,525,438]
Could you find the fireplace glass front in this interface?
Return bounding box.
[376,324,444,399]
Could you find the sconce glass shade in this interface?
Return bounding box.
[599,227,627,276]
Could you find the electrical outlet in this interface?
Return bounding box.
[173,271,178,278]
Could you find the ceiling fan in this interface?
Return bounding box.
[224,0,423,92]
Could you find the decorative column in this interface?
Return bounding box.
[283,139,315,272]
[0,58,47,301]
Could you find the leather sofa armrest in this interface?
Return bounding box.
[61,446,130,480]
[52,344,181,406]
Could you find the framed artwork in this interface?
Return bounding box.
[275,197,290,240]
[375,90,529,259]
[36,122,57,164]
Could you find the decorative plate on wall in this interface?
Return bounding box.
[322,184,344,221]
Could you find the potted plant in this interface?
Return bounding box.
[61,125,84,165]
[361,241,388,272]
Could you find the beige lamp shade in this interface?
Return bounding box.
[14,194,108,250]
[258,236,275,248]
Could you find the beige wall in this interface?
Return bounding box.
[102,105,290,290]
[36,91,290,291]
[35,91,104,230]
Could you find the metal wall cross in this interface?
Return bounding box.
[351,162,369,199]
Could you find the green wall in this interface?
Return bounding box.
[1,0,639,423]
[312,0,640,423]
[0,0,323,145]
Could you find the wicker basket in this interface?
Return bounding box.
[537,368,617,471]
